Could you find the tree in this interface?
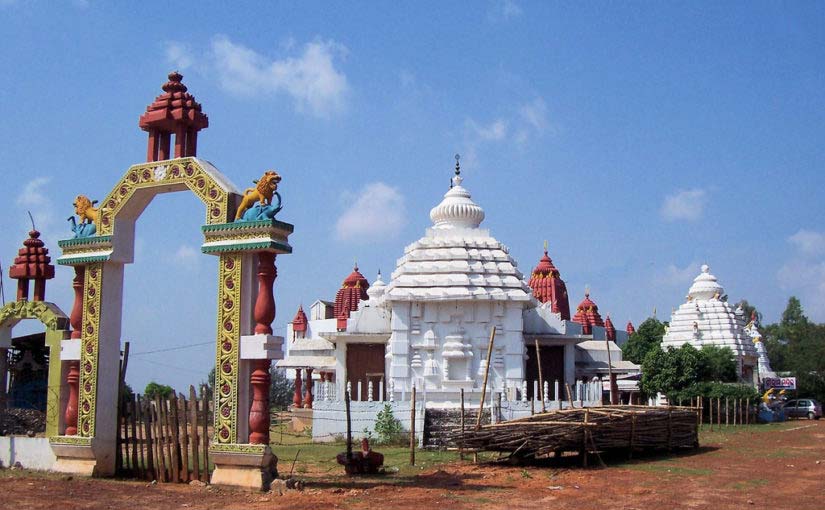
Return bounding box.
[201,366,216,401]
[269,368,293,410]
[641,344,739,399]
[697,345,737,383]
[144,381,174,399]
[374,402,404,444]
[623,317,666,364]
[640,344,703,397]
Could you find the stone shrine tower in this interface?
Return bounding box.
[661,264,758,385]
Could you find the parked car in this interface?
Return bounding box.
[782,399,822,420]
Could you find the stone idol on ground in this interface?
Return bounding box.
[336,438,385,475]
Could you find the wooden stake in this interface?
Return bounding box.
[200,386,209,481]
[535,339,546,413]
[189,386,200,483]
[476,327,497,430]
[725,397,729,428]
[746,398,750,425]
[565,383,575,409]
[581,408,589,467]
[169,393,181,482]
[179,394,190,482]
[717,397,721,428]
[345,389,352,462]
[459,388,465,461]
[628,410,636,459]
[410,385,416,466]
[141,396,155,481]
[130,394,140,478]
[604,335,617,405]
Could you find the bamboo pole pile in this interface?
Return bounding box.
[449,405,698,461]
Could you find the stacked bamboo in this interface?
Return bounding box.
[450,405,698,461]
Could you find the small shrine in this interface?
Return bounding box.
[661,264,759,385]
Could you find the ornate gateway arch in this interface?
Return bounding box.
[50,73,293,488]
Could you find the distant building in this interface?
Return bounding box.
[661,265,759,386]
[279,162,640,410]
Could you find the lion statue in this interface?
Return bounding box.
[67,195,99,238]
[235,170,281,220]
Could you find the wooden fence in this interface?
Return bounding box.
[116,385,213,482]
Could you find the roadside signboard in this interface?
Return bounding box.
[763,377,796,390]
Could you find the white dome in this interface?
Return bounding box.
[687,264,725,301]
[429,174,485,229]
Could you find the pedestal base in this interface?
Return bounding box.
[49,440,98,476]
[290,406,313,433]
[210,445,278,491]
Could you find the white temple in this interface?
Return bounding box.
[744,315,776,380]
[661,264,759,385]
[279,161,640,413]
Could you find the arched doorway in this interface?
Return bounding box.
[49,73,294,489]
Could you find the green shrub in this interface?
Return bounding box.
[374,403,404,445]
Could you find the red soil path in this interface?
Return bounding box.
[2,420,823,510]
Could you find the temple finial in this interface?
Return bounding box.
[543,239,548,254]
[454,153,461,175]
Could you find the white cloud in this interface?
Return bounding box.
[778,230,825,321]
[661,189,708,222]
[488,0,523,21]
[466,118,508,142]
[788,229,825,257]
[173,245,200,265]
[16,177,51,207]
[335,182,405,242]
[655,262,700,286]
[211,35,349,117]
[165,41,194,70]
[15,177,57,241]
[460,97,550,168]
[502,0,523,19]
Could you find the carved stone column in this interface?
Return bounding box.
[293,368,303,408]
[248,359,271,444]
[248,252,276,443]
[64,362,80,435]
[303,368,313,409]
[64,266,85,435]
[254,252,276,335]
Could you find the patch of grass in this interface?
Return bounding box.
[730,478,769,490]
[271,439,463,480]
[444,492,494,504]
[624,462,713,476]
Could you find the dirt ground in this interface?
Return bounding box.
[2,421,824,510]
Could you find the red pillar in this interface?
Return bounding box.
[16,279,29,301]
[254,252,277,335]
[293,369,303,408]
[70,268,84,340]
[158,132,171,160]
[64,362,80,435]
[147,130,159,162]
[303,368,313,409]
[248,359,271,444]
[186,128,197,157]
[64,267,84,435]
[174,126,186,158]
[248,251,277,441]
[33,279,46,302]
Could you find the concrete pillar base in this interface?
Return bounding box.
[209,446,278,492]
[49,441,98,476]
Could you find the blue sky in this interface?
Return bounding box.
[1,1,824,392]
